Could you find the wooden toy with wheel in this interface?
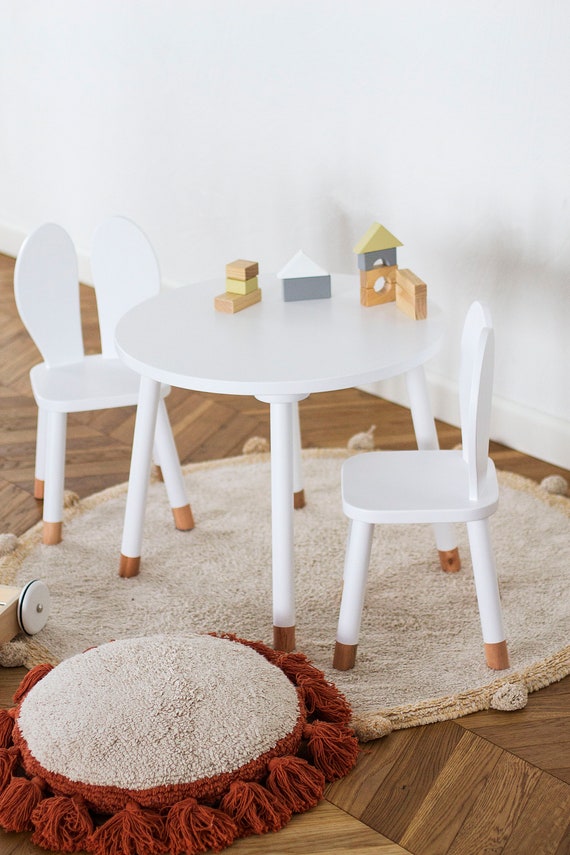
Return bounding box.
[0,580,50,644]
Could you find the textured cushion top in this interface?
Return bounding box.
[17,634,300,790]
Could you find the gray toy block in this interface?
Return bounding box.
[357,248,398,270]
[283,275,332,302]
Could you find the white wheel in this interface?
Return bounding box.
[18,580,50,636]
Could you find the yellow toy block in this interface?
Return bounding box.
[353,223,402,254]
[396,268,427,320]
[226,276,259,295]
[214,288,262,314]
[226,259,259,281]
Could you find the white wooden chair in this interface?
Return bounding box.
[333,301,509,672]
[14,218,193,550]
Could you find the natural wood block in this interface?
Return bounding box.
[396,268,427,320]
[226,276,259,296]
[360,283,396,307]
[214,288,262,314]
[225,259,259,281]
[359,265,398,290]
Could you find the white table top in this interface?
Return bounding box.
[115,274,445,397]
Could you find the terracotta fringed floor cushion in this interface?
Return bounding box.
[0,633,358,854]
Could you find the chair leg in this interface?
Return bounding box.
[42,411,67,545]
[153,398,194,531]
[406,366,461,572]
[333,519,374,670]
[466,519,509,670]
[34,407,47,500]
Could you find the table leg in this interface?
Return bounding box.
[119,376,161,578]
[405,366,460,572]
[268,400,296,651]
[292,401,305,510]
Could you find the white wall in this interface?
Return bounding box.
[1,0,569,467]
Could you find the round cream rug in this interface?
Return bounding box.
[1,449,568,741]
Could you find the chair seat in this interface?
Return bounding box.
[30,355,169,412]
[342,450,499,524]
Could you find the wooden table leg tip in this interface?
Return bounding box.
[333,642,357,671]
[34,479,45,500]
[119,554,141,578]
[439,547,461,573]
[42,522,62,545]
[273,625,296,652]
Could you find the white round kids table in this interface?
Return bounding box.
[115,273,452,652]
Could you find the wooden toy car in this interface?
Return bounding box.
[0,581,50,643]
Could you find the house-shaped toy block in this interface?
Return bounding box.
[278,251,331,302]
[353,223,402,271]
[214,259,262,313]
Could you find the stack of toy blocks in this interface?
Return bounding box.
[353,222,427,319]
[214,259,261,313]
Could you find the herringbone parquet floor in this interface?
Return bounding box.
[0,251,568,854]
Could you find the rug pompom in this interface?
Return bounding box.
[0,746,20,790]
[242,436,270,454]
[540,474,568,495]
[490,682,528,711]
[0,775,46,832]
[0,708,15,748]
[31,794,94,853]
[63,490,80,509]
[0,638,28,668]
[348,425,376,451]
[86,801,168,855]
[13,662,54,705]
[303,721,359,781]
[0,533,19,555]
[219,780,291,836]
[166,797,238,854]
[266,755,325,812]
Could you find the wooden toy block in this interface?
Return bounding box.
[278,251,331,302]
[357,247,398,271]
[226,259,259,281]
[359,265,398,290]
[283,275,331,302]
[226,276,259,295]
[353,223,402,255]
[214,288,262,313]
[396,268,427,320]
[359,266,397,306]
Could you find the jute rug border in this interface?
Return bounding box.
[1,449,569,741]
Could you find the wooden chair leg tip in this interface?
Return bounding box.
[172,505,195,531]
[119,554,141,578]
[34,479,45,500]
[293,489,306,510]
[485,640,510,670]
[333,642,357,671]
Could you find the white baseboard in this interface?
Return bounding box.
[360,375,570,471]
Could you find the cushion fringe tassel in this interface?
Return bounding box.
[0,633,359,854]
